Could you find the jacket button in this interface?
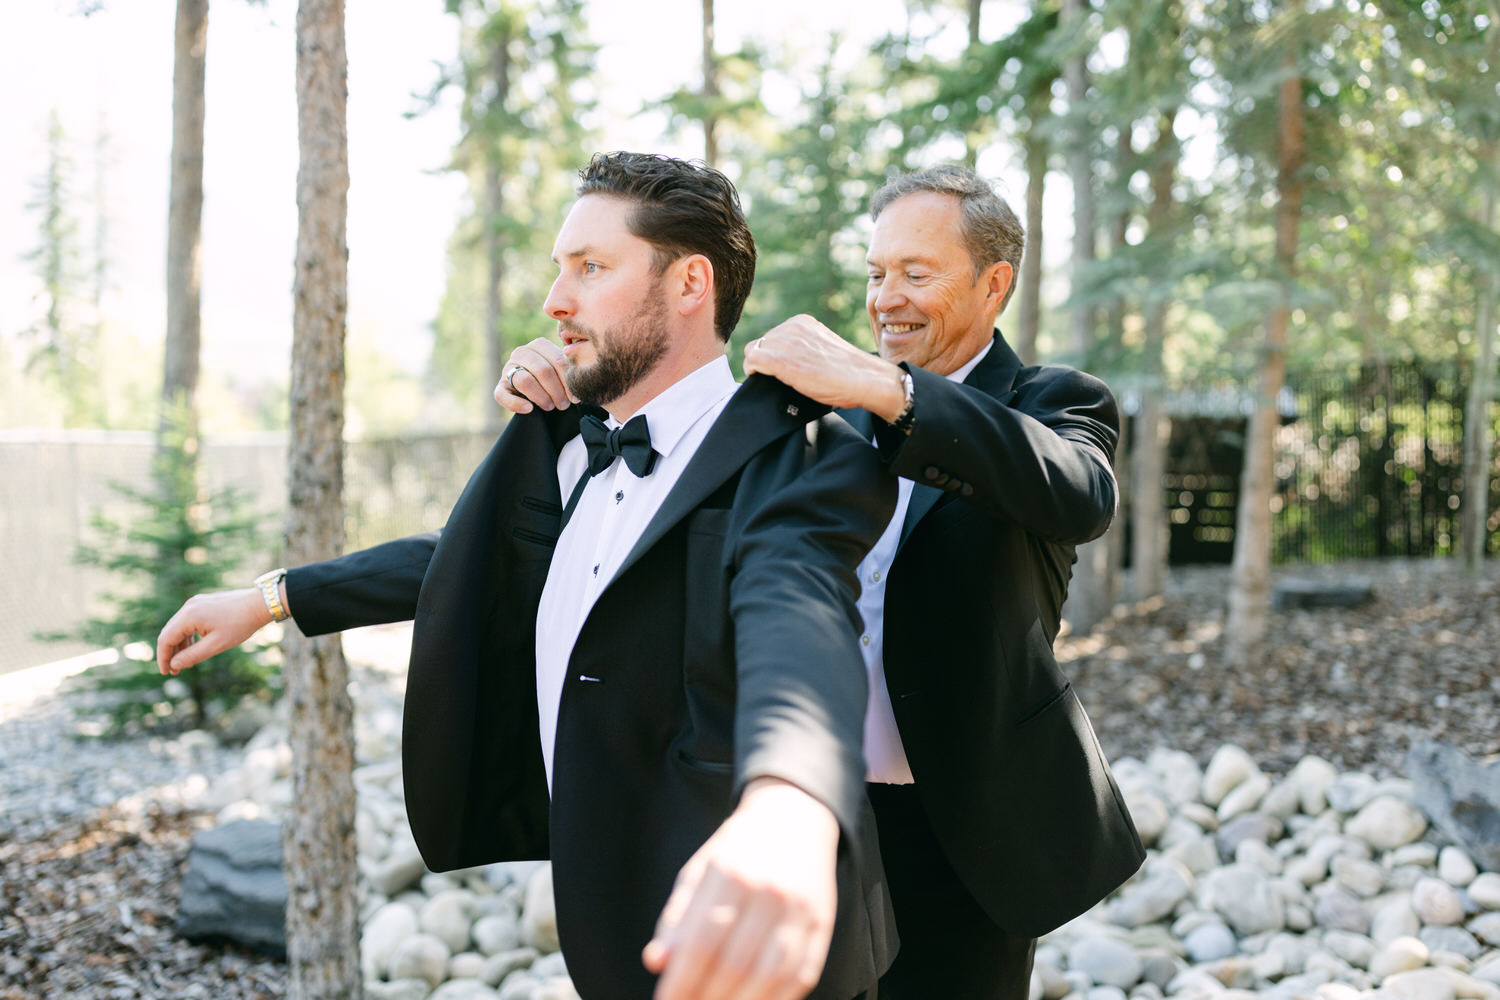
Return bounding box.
[924,466,941,480]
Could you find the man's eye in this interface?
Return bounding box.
[584,262,601,274]
[867,273,883,282]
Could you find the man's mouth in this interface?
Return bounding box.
[561,329,588,347]
[881,322,923,335]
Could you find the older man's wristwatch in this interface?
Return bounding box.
[890,371,916,435]
[255,568,289,622]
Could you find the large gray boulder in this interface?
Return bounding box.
[1407,741,1500,873]
[176,819,287,957]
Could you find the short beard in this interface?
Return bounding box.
[564,282,671,406]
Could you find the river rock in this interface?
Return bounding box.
[1379,967,1458,1000]
[1202,864,1286,935]
[362,901,420,980]
[422,889,478,954]
[1413,878,1466,926]
[1467,911,1500,945]
[1312,888,1369,935]
[1112,859,1195,927]
[1418,925,1481,960]
[521,864,560,953]
[1347,796,1428,851]
[430,981,501,1000]
[1147,747,1203,806]
[1068,934,1144,988]
[481,947,539,986]
[1217,813,1284,862]
[1322,929,1376,969]
[368,981,435,1000]
[1371,936,1432,978]
[1439,847,1479,888]
[473,913,522,956]
[1128,792,1172,847]
[1333,856,1385,897]
[390,933,452,989]
[1468,874,1500,910]
[1204,746,1260,807]
[1372,898,1422,945]
[1219,774,1272,822]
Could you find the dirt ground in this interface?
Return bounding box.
[1061,558,1500,778]
[2,557,1495,998]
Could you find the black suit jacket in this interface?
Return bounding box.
[856,332,1145,938]
[284,375,898,999]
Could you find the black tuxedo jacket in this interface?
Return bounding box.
[854,331,1145,938]
[283,375,898,999]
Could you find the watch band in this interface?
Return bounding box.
[254,568,289,622]
[889,371,916,435]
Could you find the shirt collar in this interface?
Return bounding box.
[606,355,737,464]
[947,337,993,385]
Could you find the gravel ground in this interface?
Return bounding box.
[1061,557,1500,779]
[1,557,1495,999]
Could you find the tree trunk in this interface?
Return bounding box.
[1130,110,1177,602]
[1225,56,1304,663]
[483,24,511,432]
[701,0,719,166]
[1105,128,1131,353]
[1462,140,1498,574]
[1061,0,1095,368]
[963,0,983,169]
[1016,107,1045,365]
[285,1,360,996]
[1057,0,1108,632]
[162,0,207,441]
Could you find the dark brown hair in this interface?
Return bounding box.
[577,152,756,342]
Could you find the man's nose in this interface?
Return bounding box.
[544,277,572,320]
[872,276,906,312]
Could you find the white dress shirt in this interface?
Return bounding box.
[533,355,738,791]
[859,340,993,784]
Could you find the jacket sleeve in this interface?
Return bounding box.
[727,413,897,837]
[879,363,1120,545]
[283,531,439,637]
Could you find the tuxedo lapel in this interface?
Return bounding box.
[896,332,1025,550]
[607,374,830,586]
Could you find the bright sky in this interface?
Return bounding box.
[2,0,1052,429]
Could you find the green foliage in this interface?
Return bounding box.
[734,39,892,365]
[419,0,597,419]
[20,110,104,427]
[44,403,278,735]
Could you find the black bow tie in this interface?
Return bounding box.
[579,413,658,478]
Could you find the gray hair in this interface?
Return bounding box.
[870,165,1024,312]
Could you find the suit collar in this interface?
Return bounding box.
[607,373,830,585]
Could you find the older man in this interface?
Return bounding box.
[742,166,1145,997]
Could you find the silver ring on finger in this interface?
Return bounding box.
[506,364,531,393]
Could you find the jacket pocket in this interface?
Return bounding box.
[1017,682,1072,728]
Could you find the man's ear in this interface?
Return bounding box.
[675,254,715,319]
[984,260,1014,310]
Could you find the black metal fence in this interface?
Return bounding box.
[1136,362,1500,565]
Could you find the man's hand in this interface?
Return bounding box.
[156,589,271,676]
[643,777,840,1000]
[742,315,906,423]
[494,337,578,414]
